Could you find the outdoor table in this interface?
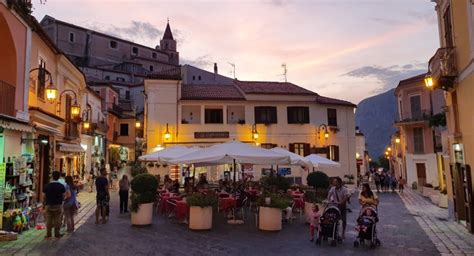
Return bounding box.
[219,197,236,212]
[175,200,189,222]
[159,195,182,214]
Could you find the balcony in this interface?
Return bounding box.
[0,80,15,117]
[394,110,431,125]
[428,47,457,91]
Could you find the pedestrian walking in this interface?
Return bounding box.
[63,176,77,232]
[398,176,406,193]
[373,173,380,193]
[119,174,130,213]
[327,177,350,240]
[95,168,109,224]
[42,171,66,239]
[390,174,398,192]
[309,204,321,242]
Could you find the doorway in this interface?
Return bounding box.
[416,163,427,187]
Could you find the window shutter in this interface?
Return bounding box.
[289,143,295,153]
[330,145,340,162]
[303,143,311,156]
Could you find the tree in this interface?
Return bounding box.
[378,155,389,170]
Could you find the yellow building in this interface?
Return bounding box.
[428,0,474,232]
[144,66,357,184]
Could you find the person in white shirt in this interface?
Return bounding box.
[327,177,350,239]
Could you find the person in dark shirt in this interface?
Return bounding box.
[95,168,109,224]
[43,171,66,239]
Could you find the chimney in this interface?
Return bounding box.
[214,63,218,74]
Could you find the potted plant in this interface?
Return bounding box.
[132,164,148,177]
[439,188,448,208]
[422,183,435,197]
[305,171,330,223]
[130,173,158,226]
[187,192,217,230]
[257,193,291,231]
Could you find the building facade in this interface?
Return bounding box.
[428,0,474,232]
[144,67,357,184]
[392,74,446,190]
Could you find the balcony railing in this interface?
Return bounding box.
[428,47,457,90]
[0,80,15,117]
[395,110,431,124]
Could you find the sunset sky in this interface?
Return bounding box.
[32,0,440,104]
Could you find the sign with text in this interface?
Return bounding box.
[194,132,229,139]
[0,163,5,229]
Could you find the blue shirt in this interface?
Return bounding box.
[64,184,77,206]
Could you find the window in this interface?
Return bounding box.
[205,109,223,124]
[444,6,454,47]
[192,76,196,81]
[110,40,117,49]
[125,91,130,100]
[120,124,129,136]
[152,52,157,59]
[289,143,310,156]
[68,32,75,43]
[37,58,46,99]
[327,108,337,126]
[198,76,201,81]
[116,77,125,82]
[255,106,277,124]
[328,145,339,161]
[410,95,422,120]
[104,75,110,81]
[413,127,424,154]
[132,46,138,55]
[149,65,154,72]
[287,107,309,124]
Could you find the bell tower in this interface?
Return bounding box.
[160,19,179,65]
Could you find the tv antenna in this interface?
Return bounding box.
[282,63,287,82]
[229,63,236,79]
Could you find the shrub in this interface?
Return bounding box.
[307,171,330,190]
[187,192,218,208]
[260,174,290,192]
[130,173,158,212]
[304,188,328,203]
[258,193,292,209]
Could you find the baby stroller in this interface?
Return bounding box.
[316,204,341,246]
[353,206,381,249]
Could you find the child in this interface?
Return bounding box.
[356,208,377,233]
[310,204,321,242]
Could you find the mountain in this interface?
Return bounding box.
[355,88,397,159]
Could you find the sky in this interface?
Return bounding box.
[32,0,440,104]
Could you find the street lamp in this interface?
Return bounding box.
[395,138,401,144]
[252,124,259,140]
[424,74,434,89]
[29,64,57,103]
[82,104,92,130]
[387,147,392,152]
[135,121,141,128]
[317,124,329,139]
[164,123,171,140]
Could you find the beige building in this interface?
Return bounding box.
[355,128,369,177]
[427,0,474,232]
[144,67,357,184]
[392,74,446,189]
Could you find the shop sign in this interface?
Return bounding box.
[0,163,5,229]
[194,132,230,139]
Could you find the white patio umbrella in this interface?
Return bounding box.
[270,147,312,169]
[304,154,341,168]
[138,146,200,163]
[168,141,290,166]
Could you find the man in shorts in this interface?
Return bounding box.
[95,168,109,224]
[327,177,350,240]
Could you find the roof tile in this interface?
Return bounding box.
[234,80,316,95]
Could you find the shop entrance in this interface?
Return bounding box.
[452,164,474,232]
[38,135,50,199]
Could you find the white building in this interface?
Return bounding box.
[144,66,357,184]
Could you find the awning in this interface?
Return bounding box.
[33,122,61,135]
[0,116,34,133]
[58,142,85,153]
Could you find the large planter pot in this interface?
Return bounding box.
[189,206,213,230]
[304,202,323,223]
[259,206,282,231]
[131,202,154,226]
[422,187,435,197]
[439,194,448,208]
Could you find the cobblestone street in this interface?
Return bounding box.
[0,189,447,256]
